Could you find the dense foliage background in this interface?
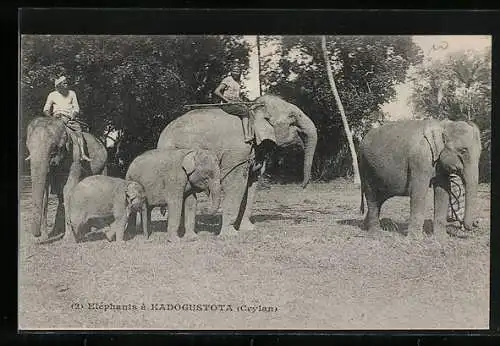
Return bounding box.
[21,35,491,183]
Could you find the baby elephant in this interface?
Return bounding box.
[67,175,146,242]
[126,148,222,242]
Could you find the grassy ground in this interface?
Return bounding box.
[18,179,490,330]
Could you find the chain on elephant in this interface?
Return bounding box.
[447,173,466,234]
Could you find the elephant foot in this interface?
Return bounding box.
[104,227,116,242]
[365,221,383,234]
[115,239,127,246]
[219,225,240,239]
[166,233,181,244]
[365,226,390,240]
[406,228,426,242]
[33,232,51,245]
[61,232,78,244]
[432,222,447,236]
[446,224,475,239]
[239,219,255,232]
[182,232,198,242]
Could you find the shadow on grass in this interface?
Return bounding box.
[252,214,308,224]
[337,218,434,236]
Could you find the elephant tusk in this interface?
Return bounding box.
[25,155,31,161]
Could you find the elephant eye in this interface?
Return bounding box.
[458,148,468,155]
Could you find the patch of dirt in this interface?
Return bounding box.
[18,180,490,330]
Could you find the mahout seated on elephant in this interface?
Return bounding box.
[42,75,92,162]
[158,94,318,238]
[67,175,146,243]
[214,65,255,144]
[125,148,222,242]
[25,116,107,243]
[358,118,482,240]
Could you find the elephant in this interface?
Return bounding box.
[156,94,318,237]
[25,116,108,242]
[358,119,482,239]
[125,148,222,242]
[67,175,146,242]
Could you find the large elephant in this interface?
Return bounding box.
[358,119,482,239]
[125,148,222,242]
[157,94,318,237]
[25,116,108,242]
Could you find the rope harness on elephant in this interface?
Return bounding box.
[448,173,466,228]
[220,157,254,182]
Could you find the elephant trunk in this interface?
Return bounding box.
[207,178,222,215]
[296,112,318,188]
[462,164,479,231]
[29,154,50,237]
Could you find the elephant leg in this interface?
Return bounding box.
[407,178,430,240]
[62,165,81,242]
[433,174,450,236]
[62,216,78,244]
[166,197,183,243]
[73,222,91,243]
[52,193,66,237]
[62,187,78,244]
[39,183,50,240]
[183,193,198,241]
[141,204,151,239]
[363,178,383,233]
[112,212,129,243]
[220,162,250,237]
[129,210,138,234]
[238,176,258,231]
[104,225,116,242]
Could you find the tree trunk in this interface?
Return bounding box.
[321,36,361,186]
[256,35,263,97]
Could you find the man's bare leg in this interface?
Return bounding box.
[242,116,252,143]
[77,133,91,161]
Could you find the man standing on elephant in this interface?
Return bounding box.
[43,75,91,161]
[213,66,253,143]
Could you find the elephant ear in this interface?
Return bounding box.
[54,128,70,152]
[423,122,446,165]
[182,151,197,176]
[250,103,271,120]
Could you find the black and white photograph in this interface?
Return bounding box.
[19,33,491,330]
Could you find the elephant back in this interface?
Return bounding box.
[125,149,188,205]
[157,109,251,152]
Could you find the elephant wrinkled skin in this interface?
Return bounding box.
[359,119,482,239]
[67,175,146,242]
[156,95,318,237]
[126,148,222,242]
[25,116,107,242]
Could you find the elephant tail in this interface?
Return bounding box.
[358,152,365,215]
[359,170,365,215]
[360,189,365,215]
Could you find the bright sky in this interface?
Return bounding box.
[242,35,492,119]
[381,35,491,120]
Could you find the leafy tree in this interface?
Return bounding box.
[21,35,251,176]
[262,35,423,182]
[409,47,491,182]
